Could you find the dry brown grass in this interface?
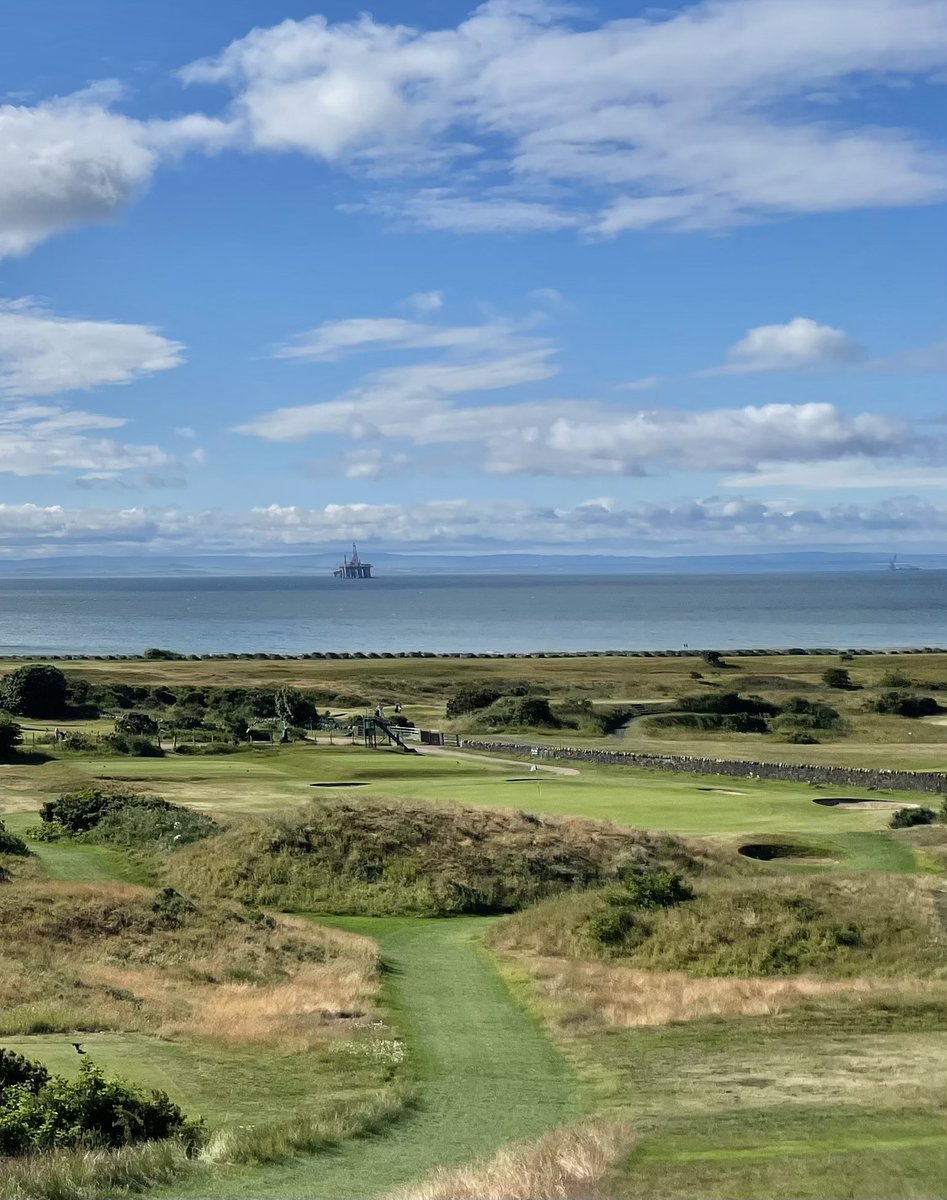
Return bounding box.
[391,1120,634,1200]
[507,955,947,1032]
[0,882,379,1050]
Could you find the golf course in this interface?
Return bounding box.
[2,652,947,1198]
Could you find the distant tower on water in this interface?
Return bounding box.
[333,543,373,579]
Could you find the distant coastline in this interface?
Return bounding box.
[0,549,946,579]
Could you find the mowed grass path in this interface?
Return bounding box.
[187,916,581,1199]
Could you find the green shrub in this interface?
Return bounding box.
[0,1048,49,1092]
[103,733,165,757]
[889,806,937,828]
[445,686,502,718]
[872,691,940,718]
[40,788,218,847]
[114,711,160,737]
[0,820,29,857]
[678,692,779,717]
[822,667,855,689]
[0,715,22,758]
[0,1055,200,1156]
[587,870,694,951]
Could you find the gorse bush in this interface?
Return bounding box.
[872,691,940,718]
[445,687,502,718]
[0,820,29,857]
[114,711,160,737]
[103,732,165,756]
[889,806,937,829]
[0,1053,200,1156]
[587,870,694,951]
[40,788,218,848]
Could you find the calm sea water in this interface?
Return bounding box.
[0,572,945,656]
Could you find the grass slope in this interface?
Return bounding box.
[166,796,698,916]
[181,917,581,1200]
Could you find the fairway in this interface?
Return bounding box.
[0,741,924,846]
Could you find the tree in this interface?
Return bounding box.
[701,650,725,668]
[0,715,22,758]
[821,667,854,689]
[114,711,159,737]
[0,664,68,717]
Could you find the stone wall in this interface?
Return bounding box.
[459,739,947,794]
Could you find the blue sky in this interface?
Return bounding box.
[1,0,946,558]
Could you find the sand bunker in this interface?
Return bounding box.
[813,796,918,811]
[697,787,748,796]
[739,840,838,864]
[310,782,367,788]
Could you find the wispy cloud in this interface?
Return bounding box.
[0,298,184,396]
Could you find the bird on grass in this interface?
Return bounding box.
[71,1043,86,1055]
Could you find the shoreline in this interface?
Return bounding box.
[2,645,947,663]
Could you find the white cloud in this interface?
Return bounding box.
[4,493,947,556]
[0,87,230,258]
[0,404,170,476]
[0,299,184,396]
[618,376,663,392]
[240,303,911,476]
[402,291,444,314]
[0,93,157,257]
[703,316,865,376]
[180,0,947,236]
[724,459,947,490]
[273,314,533,362]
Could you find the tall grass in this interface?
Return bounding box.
[0,883,379,1048]
[201,1084,412,1165]
[491,874,947,979]
[167,797,701,917]
[0,1139,196,1200]
[392,1120,633,1200]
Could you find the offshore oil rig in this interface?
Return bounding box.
[333,543,373,579]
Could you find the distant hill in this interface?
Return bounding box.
[0,550,943,578]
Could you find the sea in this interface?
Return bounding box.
[0,571,946,657]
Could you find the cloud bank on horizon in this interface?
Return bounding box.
[0,0,945,558]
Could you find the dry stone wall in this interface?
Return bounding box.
[460,739,947,794]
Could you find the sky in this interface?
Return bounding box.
[0,0,946,560]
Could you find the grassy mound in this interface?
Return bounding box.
[492,874,947,978]
[0,881,378,1044]
[167,798,699,916]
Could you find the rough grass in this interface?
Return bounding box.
[166,798,701,916]
[200,1085,412,1166]
[0,1138,193,1200]
[0,882,379,1047]
[498,956,947,1033]
[392,1120,634,1200]
[491,873,947,980]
